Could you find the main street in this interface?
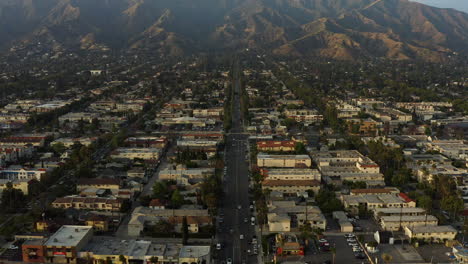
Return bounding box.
[218,62,257,264]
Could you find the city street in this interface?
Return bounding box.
[217,63,258,264]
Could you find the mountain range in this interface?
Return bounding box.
[1,0,468,61]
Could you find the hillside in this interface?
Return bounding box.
[1,0,468,61]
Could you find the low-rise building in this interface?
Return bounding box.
[332,211,353,232]
[0,166,48,181]
[110,148,161,161]
[312,150,384,186]
[404,225,457,242]
[51,196,123,212]
[77,178,120,192]
[43,225,93,264]
[267,201,326,232]
[257,140,296,152]
[380,215,438,231]
[257,153,311,168]
[342,193,416,215]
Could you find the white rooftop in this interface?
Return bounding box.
[45,225,92,247]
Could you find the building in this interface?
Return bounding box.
[0,179,30,194]
[77,178,120,192]
[43,225,93,264]
[22,239,47,263]
[52,137,97,148]
[284,109,323,125]
[332,211,353,232]
[267,201,326,232]
[84,215,109,232]
[380,215,438,231]
[262,180,320,194]
[0,166,48,181]
[159,168,215,185]
[0,134,48,147]
[51,196,123,212]
[312,150,384,186]
[110,148,161,161]
[257,153,311,168]
[342,193,416,215]
[404,225,457,242]
[350,187,400,196]
[256,140,296,152]
[128,207,210,236]
[274,233,304,256]
[80,238,211,264]
[374,207,426,219]
[124,136,168,149]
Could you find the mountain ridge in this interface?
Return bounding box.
[1,0,468,61]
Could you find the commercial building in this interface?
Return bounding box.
[43,225,93,264]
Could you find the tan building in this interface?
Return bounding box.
[404,225,457,242]
[312,150,384,186]
[110,147,161,161]
[51,196,123,212]
[267,201,326,232]
[342,193,416,215]
[262,180,320,194]
[380,215,438,231]
[257,153,311,168]
[77,178,120,192]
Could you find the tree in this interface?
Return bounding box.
[441,195,463,218]
[171,189,184,208]
[52,142,66,154]
[0,182,27,213]
[153,220,173,234]
[295,142,307,154]
[149,257,159,264]
[152,181,168,199]
[182,216,189,245]
[118,255,126,264]
[416,195,433,212]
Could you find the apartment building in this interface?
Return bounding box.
[284,109,323,124]
[267,201,326,232]
[51,196,123,211]
[0,166,48,181]
[76,178,121,192]
[110,148,161,161]
[257,153,311,168]
[52,137,97,148]
[257,140,296,152]
[124,136,168,149]
[312,150,384,186]
[159,168,215,185]
[404,225,457,242]
[342,193,416,215]
[380,215,438,231]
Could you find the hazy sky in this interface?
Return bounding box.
[411,0,468,13]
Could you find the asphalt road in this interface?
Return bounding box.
[217,62,258,264]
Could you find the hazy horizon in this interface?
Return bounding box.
[411,0,468,13]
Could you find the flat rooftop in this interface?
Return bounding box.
[44,225,92,247]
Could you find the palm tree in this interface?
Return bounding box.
[331,247,336,264]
